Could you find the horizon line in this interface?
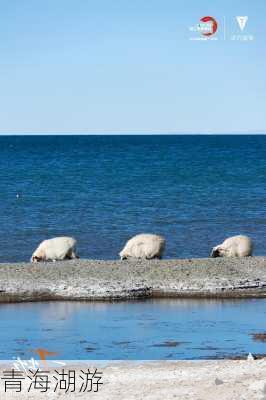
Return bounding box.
[0,132,266,136]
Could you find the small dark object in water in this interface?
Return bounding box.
[85,346,97,352]
[152,341,181,348]
[251,333,266,342]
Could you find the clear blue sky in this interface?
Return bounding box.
[0,0,265,134]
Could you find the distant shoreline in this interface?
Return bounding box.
[1,132,266,136]
[0,257,265,302]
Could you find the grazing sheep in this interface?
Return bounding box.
[119,233,165,260]
[210,235,253,258]
[31,236,78,262]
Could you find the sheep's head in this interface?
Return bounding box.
[31,255,42,263]
[210,245,225,258]
[119,251,127,260]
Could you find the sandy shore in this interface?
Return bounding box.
[0,257,265,302]
[0,359,265,399]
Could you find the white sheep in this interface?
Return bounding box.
[119,233,165,260]
[210,235,253,258]
[31,236,78,262]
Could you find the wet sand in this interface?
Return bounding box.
[0,359,265,399]
[0,257,265,302]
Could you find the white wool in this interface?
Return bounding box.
[119,233,165,260]
[211,235,253,258]
[31,236,77,262]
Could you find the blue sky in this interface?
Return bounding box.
[0,0,265,134]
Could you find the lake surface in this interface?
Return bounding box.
[0,299,265,360]
[0,134,266,262]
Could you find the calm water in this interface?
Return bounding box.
[0,134,266,261]
[0,299,265,360]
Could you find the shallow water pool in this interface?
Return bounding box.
[0,299,265,360]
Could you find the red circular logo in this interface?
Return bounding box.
[200,16,218,36]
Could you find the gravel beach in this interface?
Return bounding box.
[0,359,265,399]
[0,257,265,302]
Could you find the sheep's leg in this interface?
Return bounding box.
[70,251,79,259]
[65,249,79,259]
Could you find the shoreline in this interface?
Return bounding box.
[0,257,265,302]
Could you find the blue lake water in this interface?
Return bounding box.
[0,299,265,360]
[0,134,266,262]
